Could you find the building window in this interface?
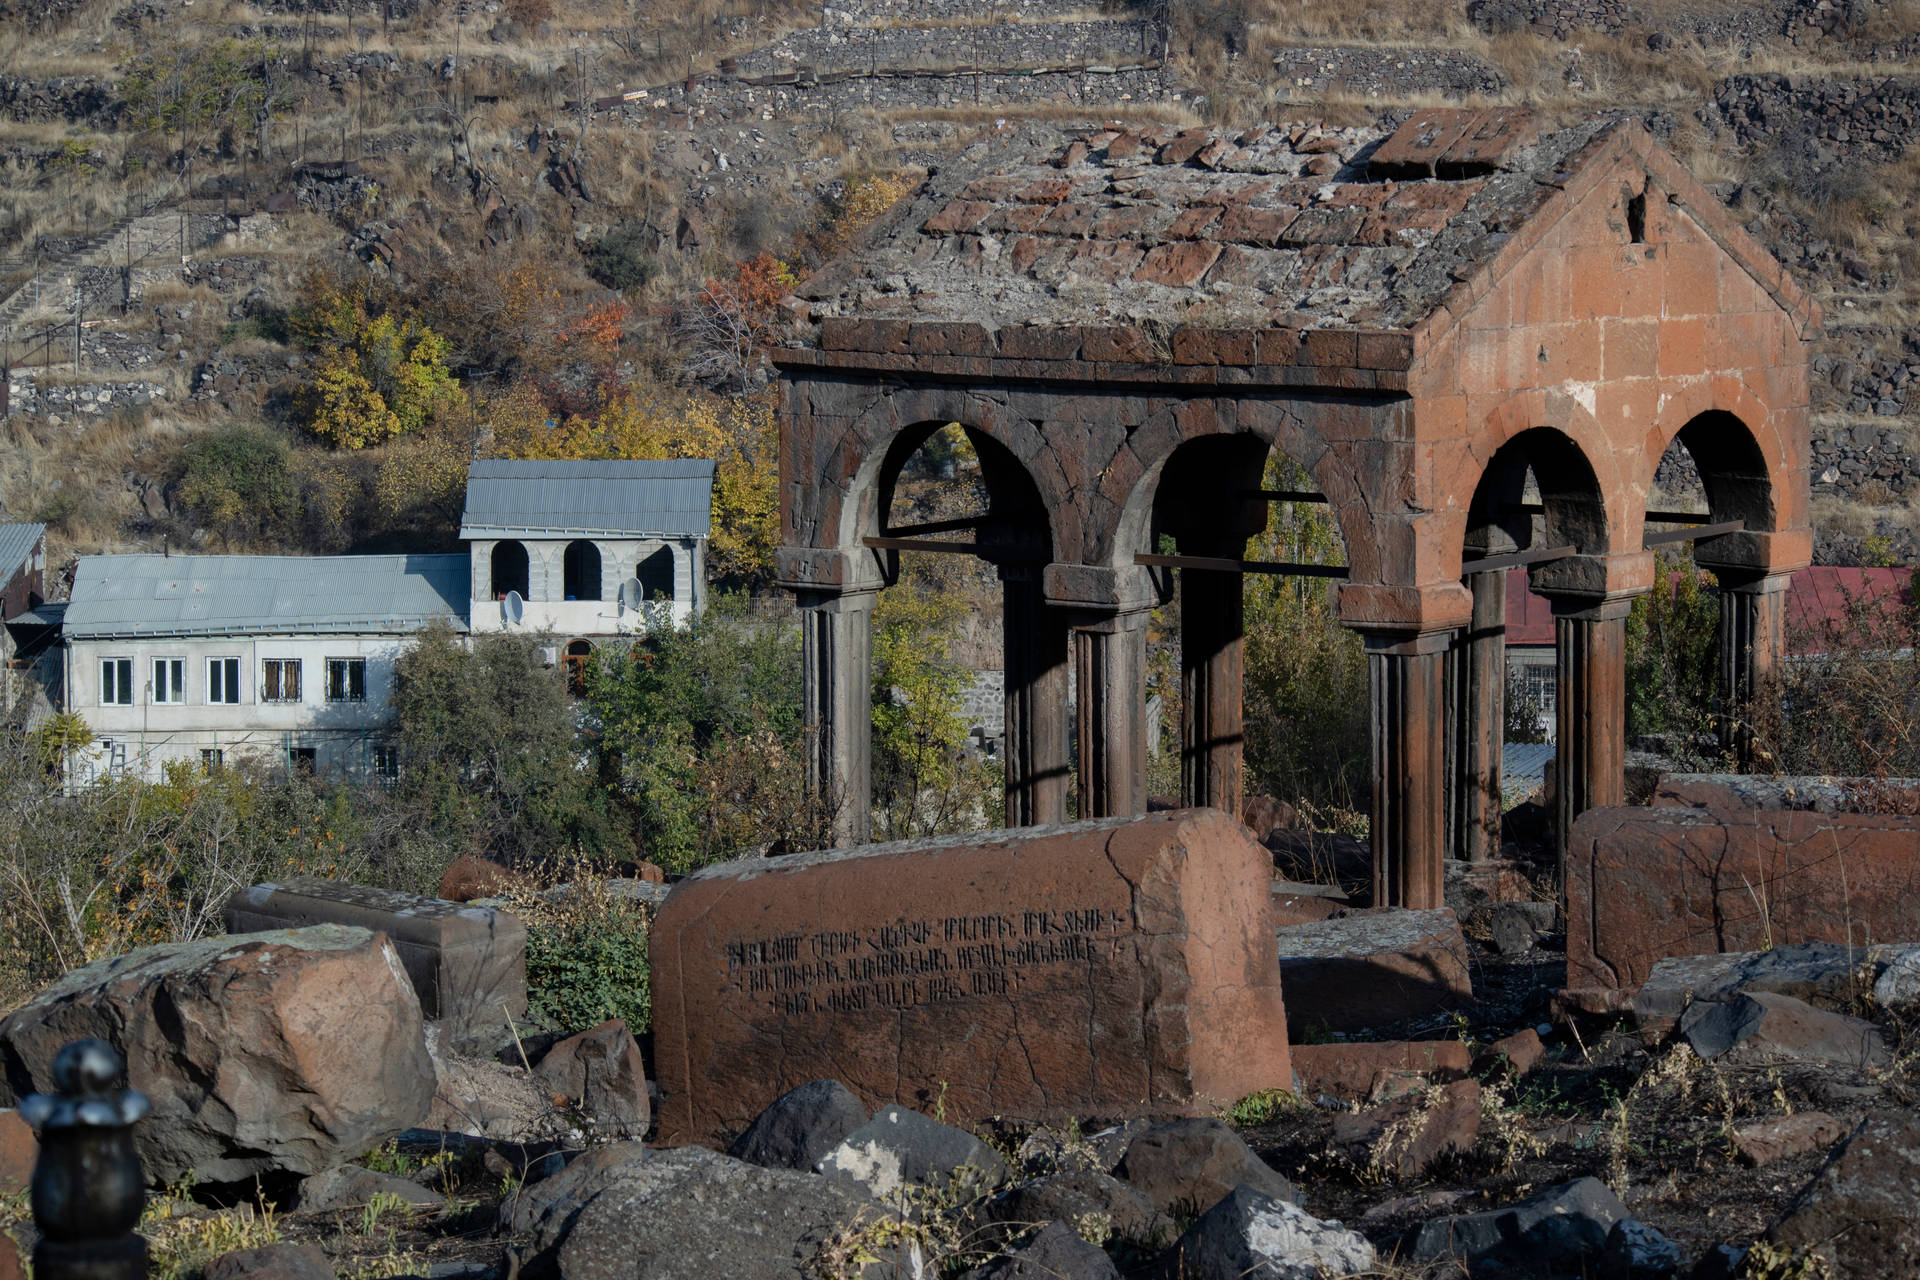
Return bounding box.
[100,658,133,706]
[289,746,317,774]
[153,657,186,705]
[563,540,602,601]
[208,657,241,704]
[564,639,593,696]
[262,659,302,704]
[492,540,530,599]
[201,748,224,770]
[638,547,676,602]
[374,744,400,781]
[326,658,367,703]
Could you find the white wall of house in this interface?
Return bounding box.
[65,632,411,783]
[467,535,704,636]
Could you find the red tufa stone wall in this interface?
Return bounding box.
[650,809,1292,1147]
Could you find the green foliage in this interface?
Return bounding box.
[1504,665,1550,745]
[121,38,287,149]
[500,876,652,1033]
[169,425,298,547]
[583,223,659,293]
[587,595,827,872]
[1242,459,1369,815]
[870,575,980,839]
[1224,1088,1301,1127]
[1624,552,1720,743]
[388,623,627,862]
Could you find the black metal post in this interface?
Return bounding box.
[20,1040,150,1280]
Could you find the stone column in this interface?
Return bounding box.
[1715,571,1790,767]
[799,587,878,846]
[1001,567,1071,826]
[1365,629,1451,910]
[1547,596,1631,883]
[1180,565,1243,817]
[1454,570,1508,862]
[1074,609,1150,820]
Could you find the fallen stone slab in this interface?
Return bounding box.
[1635,943,1877,1038]
[1734,1113,1848,1167]
[1289,1040,1470,1101]
[0,925,434,1184]
[1169,1185,1375,1280]
[512,1145,871,1280]
[1115,1117,1293,1219]
[651,811,1292,1145]
[1272,880,1348,927]
[204,1245,336,1280]
[1480,1029,1545,1077]
[1330,1078,1481,1181]
[1275,908,1472,1038]
[1678,991,1889,1070]
[1629,953,1748,1037]
[1769,1112,1920,1279]
[226,876,526,1055]
[818,1104,1011,1200]
[1566,806,1920,997]
[729,1079,869,1172]
[1405,1177,1629,1275]
[1651,773,1920,812]
[960,1220,1117,1280]
[530,1019,649,1138]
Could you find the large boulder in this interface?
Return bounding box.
[0,925,434,1184]
[530,1020,649,1138]
[1116,1118,1293,1218]
[818,1105,1011,1200]
[1769,1112,1920,1278]
[1169,1185,1375,1279]
[1678,991,1889,1069]
[960,1221,1117,1280]
[1405,1177,1629,1276]
[511,1144,874,1280]
[729,1080,869,1172]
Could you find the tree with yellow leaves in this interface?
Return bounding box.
[291,275,465,449]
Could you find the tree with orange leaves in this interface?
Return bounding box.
[679,253,796,392]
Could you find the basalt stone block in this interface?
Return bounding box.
[1650,773,1920,813]
[1289,1040,1470,1101]
[1275,909,1473,1038]
[1566,807,1920,997]
[1768,1112,1920,1279]
[226,875,526,1054]
[651,811,1293,1147]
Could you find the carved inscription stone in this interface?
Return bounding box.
[652,809,1292,1146]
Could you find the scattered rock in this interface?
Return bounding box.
[204,1244,337,1280]
[0,1109,36,1195]
[1169,1185,1375,1279]
[1329,1078,1481,1180]
[1276,908,1473,1037]
[985,1171,1170,1248]
[292,1166,445,1212]
[818,1105,1011,1200]
[0,926,434,1184]
[1481,1029,1545,1076]
[1599,1218,1683,1279]
[1871,944,1920,1008]
[1406,1177,1629,1275]
[500,1142,650,1239]
[1488,900,1557,955]
[1290,1040,1470,1101]
[1733,1113,1848,1167]
[531,1020,649,1137]
[1241,795,1298,840]
[1679,991,1889,1069]
[1116,1118,1293,1218]
[1769,1112,1920,1278]
[729,1079,869,1172]
[960,1220,1116,1280]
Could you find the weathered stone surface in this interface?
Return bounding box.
[651,812,1292,1145]
[1289,1040,1469,1101]
[1734,1113,1848,1167]
[818,1105,1011,1200]
[531,1020,649,1137]
[1872,944,1920,1008]
[1769,1112,1920,1278]
[292,1166,445,1211]
[514,1145,872,1280]
[1598,1218,1682,1279]
[985,1171,1169,1247]
[1170,1185,1375,1279]
[1330,1079,1481,1180]
[0,925,434,1184]
[1567,807,1920,995]
[1650,773,1920,812]
[1115,1117,1293,1218]
[1275,908,1472,1037]
[1406,1177,1629,1274]
[729,1079,869,1172]
[204,1244,336,1280]
[1483,1029,1545,1076]
[1487,901,1557,955]
[500,1142,651,1238]
[960,1220,1117,1280]
[0,1109,35,1196]
[1678,991,1889,1069]
[226,876,526,1054]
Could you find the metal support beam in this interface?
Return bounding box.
[878,516,990,538]
[1643,519,1744,547]
[1460,545,1577,575]
[1243,489,1330,504]
[1133,552,1348,578]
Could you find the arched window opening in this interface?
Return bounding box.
[491,541,530,600]
[638,547,677,601]
[564,639,594,697]
[563,541,602,601]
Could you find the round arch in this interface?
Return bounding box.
[563,540,603,601]
[1641,378,1797,534]
[490,540,530,599]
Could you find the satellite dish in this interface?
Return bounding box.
[617,577,643,612]
[502,590,524,625]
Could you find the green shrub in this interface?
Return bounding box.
[583,223,659,293]
[169,425,298,547]
[500,876,652,1033]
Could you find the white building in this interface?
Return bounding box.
[461,460,713,683]
[60,553,468,783]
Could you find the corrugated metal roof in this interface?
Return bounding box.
[0,523,45,583]
[459,460,715,539]
[63,554,470,639]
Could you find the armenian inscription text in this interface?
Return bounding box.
[724,907,1128,1015]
